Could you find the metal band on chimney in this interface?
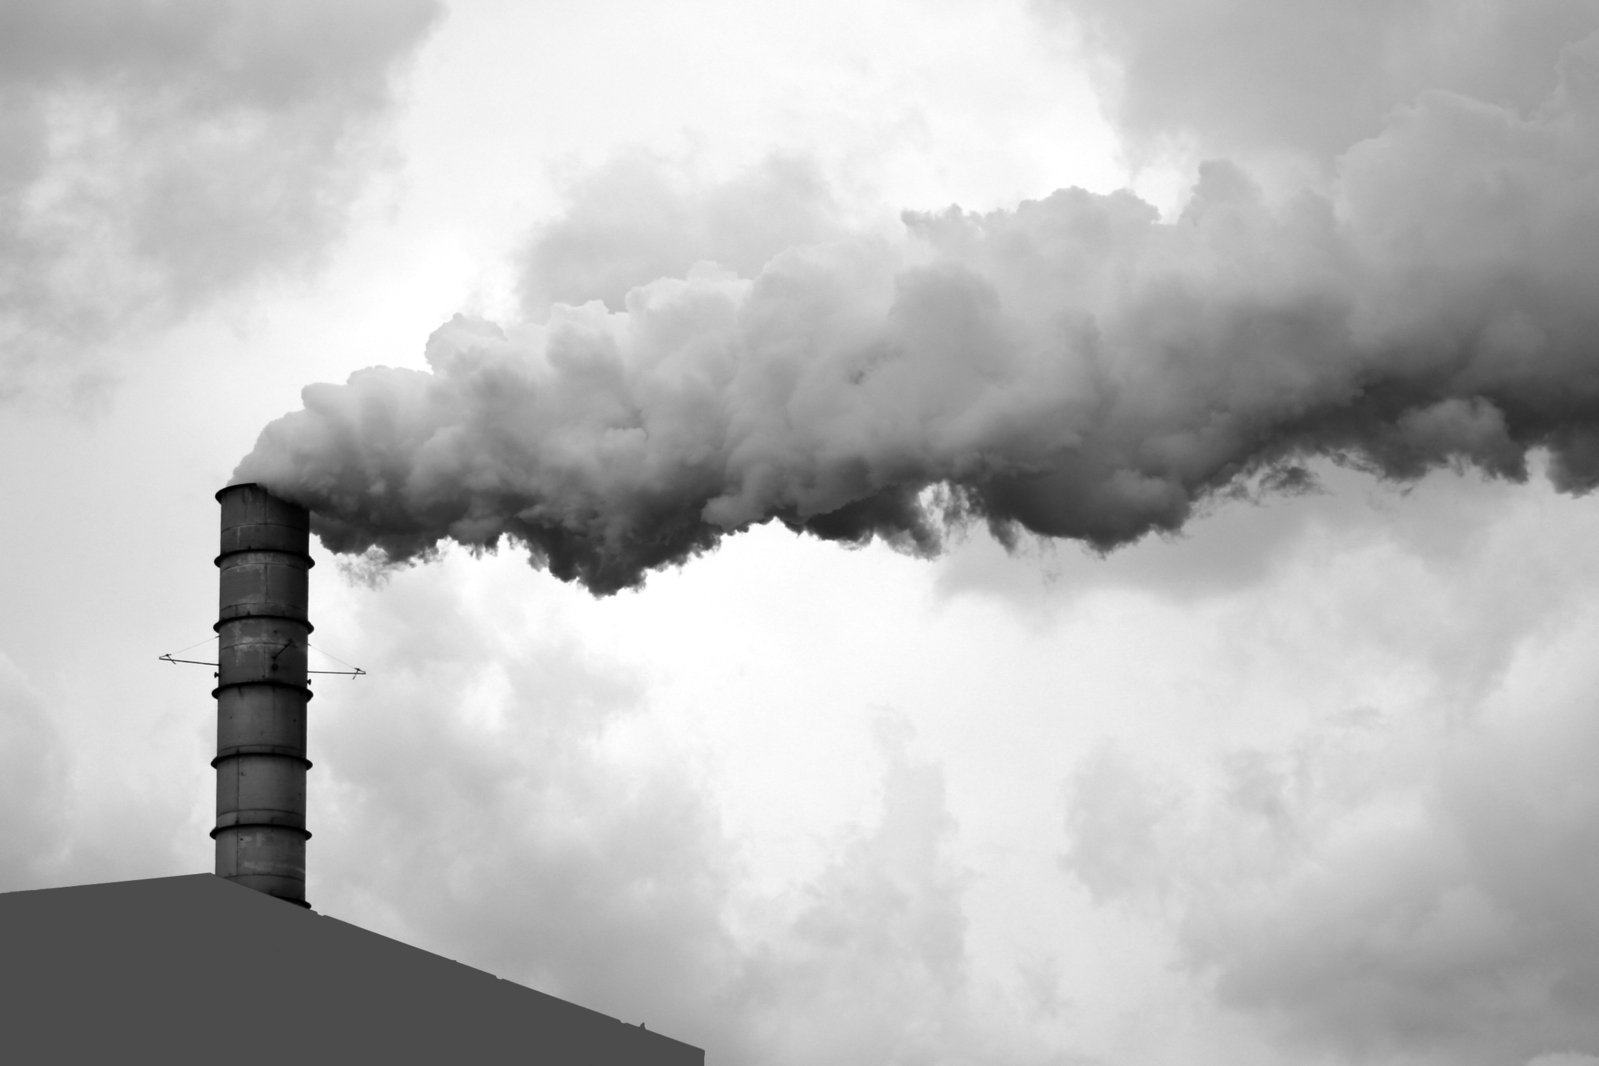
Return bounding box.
[213,483,312,908]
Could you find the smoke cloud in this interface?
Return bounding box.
[237,30,1599,594]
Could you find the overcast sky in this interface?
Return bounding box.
[4,1,1599,1063]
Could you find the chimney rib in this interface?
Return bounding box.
[212,483,313,907]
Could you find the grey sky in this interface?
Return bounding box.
[2,2,1598,1063]
[0,0,440,402]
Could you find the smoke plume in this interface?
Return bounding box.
[236,32,1599,595]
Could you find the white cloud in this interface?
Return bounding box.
[0,653,67,891]
[517,152,853,316]
[1061,613,1599,1064]
[0,0,441,403]
[303,551,1107,1063]
[1049,0,1599,167]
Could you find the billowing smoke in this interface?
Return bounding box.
[236,32,1599,595]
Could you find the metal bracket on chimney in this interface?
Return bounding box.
[160,647,366,678]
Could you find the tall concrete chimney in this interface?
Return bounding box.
[212,483,312,907]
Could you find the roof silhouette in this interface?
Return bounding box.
[0,873,703,1064]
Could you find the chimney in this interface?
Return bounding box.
[212,483,313,907]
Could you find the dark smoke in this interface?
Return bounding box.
[236,34,1599,594]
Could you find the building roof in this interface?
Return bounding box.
[0,873,703,1065]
